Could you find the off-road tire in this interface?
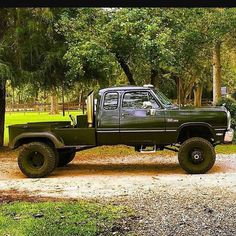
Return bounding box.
[57,149,76,167]
[178,137,216,174]
[18,142,57,178]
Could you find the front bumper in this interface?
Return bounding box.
[224,128,234,143]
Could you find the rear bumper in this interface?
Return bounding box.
[224,128,234,143]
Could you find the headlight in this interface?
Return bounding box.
[227,110,231,130]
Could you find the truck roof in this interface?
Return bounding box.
[99,85,152,94]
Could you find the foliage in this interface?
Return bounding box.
[232,91,236,100]
[1,8,236,100]
[217,97,236,128]
[2,8,236,146]
[57,8,116,88]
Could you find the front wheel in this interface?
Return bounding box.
[18,142,57,178]
[178,137,216,174]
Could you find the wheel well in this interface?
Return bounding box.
[15,137,55,149]
[177,126,214,144]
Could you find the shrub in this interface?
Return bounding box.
[217,97,236,129]
[217,97,236,142]
[231,91,236,100]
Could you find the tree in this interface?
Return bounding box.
[0,9,15,146]
[200,9,236,104]
[0,8,69,145]
[58,8,116,88]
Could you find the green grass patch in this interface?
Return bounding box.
[0,201,130,236]
[215,144,236,154]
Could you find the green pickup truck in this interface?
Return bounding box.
[8,84,234,178]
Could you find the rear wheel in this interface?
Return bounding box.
[178,137,216,174]
[57,149,76,167]
[18,142,57,178]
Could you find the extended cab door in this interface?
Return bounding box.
[120,90,166,145]
[97,91,120,145]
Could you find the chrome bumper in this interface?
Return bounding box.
[224,128,234,143]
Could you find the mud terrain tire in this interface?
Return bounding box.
[18,142,57,178]
[178,137,216,174]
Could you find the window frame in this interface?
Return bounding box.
[103,91,119,111]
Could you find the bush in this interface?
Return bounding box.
[217,97,236,142]
[231,91,236,100]
[217,97,236,129]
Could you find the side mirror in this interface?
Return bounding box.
[147,108,156,116]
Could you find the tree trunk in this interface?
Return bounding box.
[150,69,159,88]
[79,89,84,109]
[62,85,65,117]
[176,78,185,106]
[12,87,15,112]
[50,88,59,115]
[0,10,7,147]
[193,83,203,107]
[0,79,6,147]
[116,54,136,85]
[212,42,222,105]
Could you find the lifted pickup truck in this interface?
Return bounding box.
[8,84,234,178]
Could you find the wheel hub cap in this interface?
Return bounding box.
[191,150,204,164]
[30,152,44,168]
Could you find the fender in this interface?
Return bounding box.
[9,132,65,149]
[177,122,216,141]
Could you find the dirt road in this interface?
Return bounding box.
[0,148,235,235]
[0,148,235,198]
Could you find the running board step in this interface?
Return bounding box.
[140,145,157,153]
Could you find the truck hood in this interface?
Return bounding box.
[166,105,228,129]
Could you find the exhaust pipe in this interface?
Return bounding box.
[86,91,94,127]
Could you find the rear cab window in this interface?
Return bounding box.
[103,92,119,110]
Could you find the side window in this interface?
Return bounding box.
[103,92,119,110]
[122,91,159,109]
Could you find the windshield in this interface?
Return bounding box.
[153,89,173,107]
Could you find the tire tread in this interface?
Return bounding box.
[18,142,56,178]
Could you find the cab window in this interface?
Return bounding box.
[122,91,159,109]
[103,92,119,110]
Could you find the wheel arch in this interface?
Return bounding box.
[177,122,215,144]
[10,132,65,149]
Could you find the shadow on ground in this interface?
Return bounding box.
[51,161,225,177]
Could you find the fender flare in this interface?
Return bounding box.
[9,132,65,149]
[177,122,216,141]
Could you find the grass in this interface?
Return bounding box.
[0,201,130,236]
[3,111,236,154]
[215,144,236,154]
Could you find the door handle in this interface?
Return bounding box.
[121,113,130,118]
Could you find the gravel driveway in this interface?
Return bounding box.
[0,148,235,235]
